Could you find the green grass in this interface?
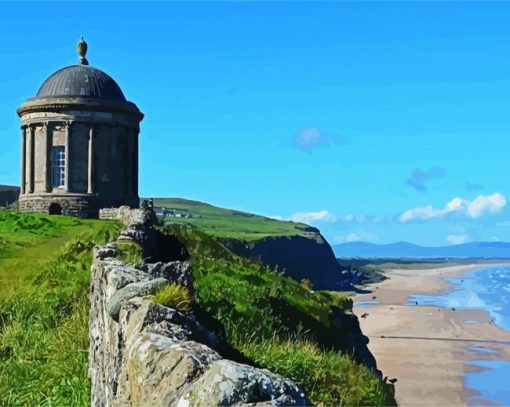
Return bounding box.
[0,210,395,405]
[0,210,122,406]
[152,197,317,241]
[161,224,396,406]
[116,240,144,265]
[0,210,121,294]
[153,283,192,312]
[243,338,392,407]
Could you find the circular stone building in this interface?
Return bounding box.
[17,39,143,217]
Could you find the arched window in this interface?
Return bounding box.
[51,146,65,187]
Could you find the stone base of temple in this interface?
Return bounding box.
[19,193,139,219]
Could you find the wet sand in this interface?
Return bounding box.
[353,264,510,406]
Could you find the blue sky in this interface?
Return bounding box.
[1,1,510,246]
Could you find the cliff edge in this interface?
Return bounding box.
[152,198,348,290]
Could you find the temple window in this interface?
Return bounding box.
[51,146,65,187]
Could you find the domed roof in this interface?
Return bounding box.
[35,64,127,101]
[18,39,143,120]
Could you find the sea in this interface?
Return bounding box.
[406,265,510,406]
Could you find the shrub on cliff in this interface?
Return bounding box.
[153,283,192,312]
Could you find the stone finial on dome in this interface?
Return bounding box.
[77,37,89,65]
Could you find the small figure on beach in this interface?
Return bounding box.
[361,312,369,319]
[372,296,377,300]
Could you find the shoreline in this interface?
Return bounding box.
[353,263,510,406]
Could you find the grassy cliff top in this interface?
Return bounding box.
[151,197,317,241]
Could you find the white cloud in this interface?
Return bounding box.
[290,210,337,224]
[294,128,323,150]
[467,193,506,218]
[293,127,348,151]
[345,230,378,242]
[346,233,361,242]
[446,234,470,245]
[400,192,506,223]
[289,210,371,225]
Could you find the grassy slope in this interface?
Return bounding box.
[152,197,317,241]
[0,210,122,405]
[0,211,118,293]
[163,224,396,406]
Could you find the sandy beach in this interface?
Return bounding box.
[353,264,510,407]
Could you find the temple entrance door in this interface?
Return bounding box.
[49,203,62,215]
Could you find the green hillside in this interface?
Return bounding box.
[162,223,396,406]
[0,209,395,406]
[152,197,317,241]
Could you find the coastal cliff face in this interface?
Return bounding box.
[89,207,308,406]
[221,232,348,290]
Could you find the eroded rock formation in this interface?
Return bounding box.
[89,207,308,406]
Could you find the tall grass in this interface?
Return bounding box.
[0,218,121,406]
[241,337,391,407]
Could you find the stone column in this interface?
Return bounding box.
[88,125,95,194]
[65,122,71,192]
[20,127,26,195]
[43,123,51,192]
[132,128,139,197]
[28,126,35,193]
[125,127,132,197]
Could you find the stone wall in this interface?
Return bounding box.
[98,207,121,220]
[89,208,308,406]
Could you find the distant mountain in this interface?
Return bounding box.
[333,241,510,259]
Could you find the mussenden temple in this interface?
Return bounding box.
[17,38,143,218]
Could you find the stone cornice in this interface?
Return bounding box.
[17,97,144,121]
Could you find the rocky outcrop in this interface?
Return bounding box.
[89,207,308,406]
[221,234,349,290]
[330,308,379,372]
